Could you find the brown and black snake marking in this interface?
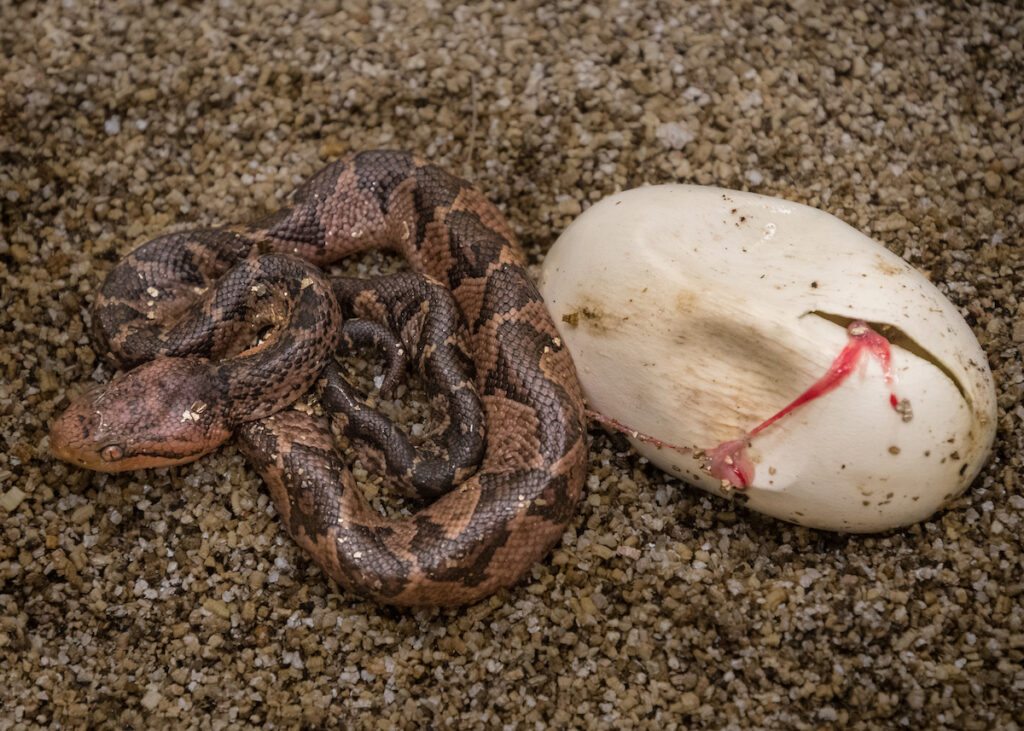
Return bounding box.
[325,272,486,501]
[50,150,588,606]
[51,254,341,472]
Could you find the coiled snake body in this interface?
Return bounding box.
[50,151,588,606]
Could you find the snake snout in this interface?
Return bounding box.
[50,398,104,470]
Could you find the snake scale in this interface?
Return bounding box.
[50,150,588,606]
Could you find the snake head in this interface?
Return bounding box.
[50,357,232,472]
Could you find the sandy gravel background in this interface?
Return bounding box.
[2,1,1022,728]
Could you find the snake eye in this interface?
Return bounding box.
[100,444,125,462]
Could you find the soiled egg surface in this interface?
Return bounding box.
[539,185,997,532]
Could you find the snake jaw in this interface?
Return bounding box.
[50,357,233,472]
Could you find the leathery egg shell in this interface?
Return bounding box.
[539,185,997,532]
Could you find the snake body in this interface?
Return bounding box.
[50,151,588,606]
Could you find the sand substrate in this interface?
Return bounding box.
[1,1,1022,728]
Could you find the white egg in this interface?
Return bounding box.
[538,185,997,532]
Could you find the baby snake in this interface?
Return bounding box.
[50,150,588,606]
